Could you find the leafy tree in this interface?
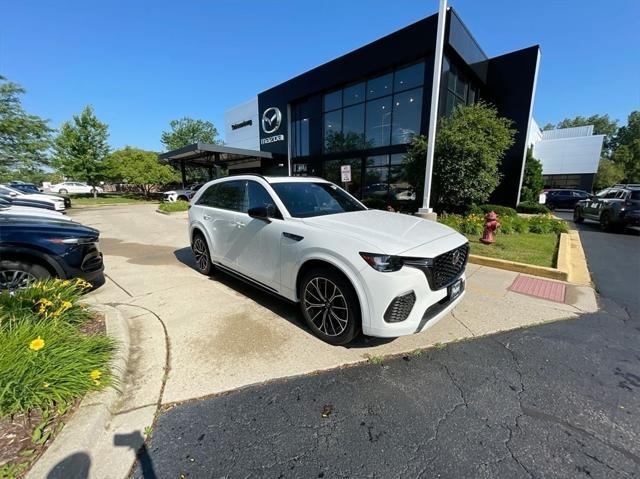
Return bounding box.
[52,106,110,197]
[405,102,515,212]
[612,111,640,183]
[0,75,52,176]
[160,117,220,151]
[105,147,179,197]
[594,159,625,190]
[520,147,544,203]
[547,114,619,153]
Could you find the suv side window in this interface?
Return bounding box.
[604,190,620,199]
[198,180,246,212]
[246,180,281,219]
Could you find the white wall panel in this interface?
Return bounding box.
[533,135,604,175]
[224,98,259,150]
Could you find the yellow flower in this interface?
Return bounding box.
[93,379,101,386]
[75,278,92,289]
[90,370,102,380]
[62,280,70,286]
[43,382,50,388]
[29,337,45,351]
[37,298,53,307]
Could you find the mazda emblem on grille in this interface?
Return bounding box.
[452,250,460,265]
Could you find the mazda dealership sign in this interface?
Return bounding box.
[260,107,284,145]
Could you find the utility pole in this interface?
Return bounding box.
[417,0,447,221]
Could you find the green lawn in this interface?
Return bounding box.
[70,195,157,206]
[466,233,559,268]
[158,200,190,213]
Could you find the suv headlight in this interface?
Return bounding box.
[359,253,404,272]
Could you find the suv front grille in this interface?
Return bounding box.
[405,243,469,291]
[384,291,416,323]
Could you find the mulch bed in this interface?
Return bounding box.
[0,313,106,477]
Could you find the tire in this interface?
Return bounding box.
[600,211,613,232]
[191,233,213,275]
[573,207,584,224]
[59,189,68,194]
[0,260,51,291]
[177,196,189,202]
[299,267,360,345]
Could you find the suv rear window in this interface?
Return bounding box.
[631,191,640,200]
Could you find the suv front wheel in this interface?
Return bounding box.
[573,207,584,224]
[0,260,50,291]
[299,268,360,345]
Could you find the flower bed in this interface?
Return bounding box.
[158,200,190,213]
[0,279,115,478]
[439,213,568,268]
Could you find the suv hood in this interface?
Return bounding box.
[302,209,463,255]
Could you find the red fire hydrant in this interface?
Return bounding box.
[480,211,500,244]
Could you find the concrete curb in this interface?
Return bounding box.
[26,305,130,479]
[469,254,568,281]
[155,209,170,215]
[155,208,188,215]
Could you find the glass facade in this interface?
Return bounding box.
[442,56,480,117]
[322,61,425,154]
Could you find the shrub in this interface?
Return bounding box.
[526,214,567,234]
[438,214,463,232]
[0,278,93,329]
[361,198,387,210]
[159,200,190,213]
[0,318,115,415]
[469,204,518,217]
[517,201,550,214]
[512,216,529,233]
[459,214,484,236]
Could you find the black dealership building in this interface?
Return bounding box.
[217,8,539,207]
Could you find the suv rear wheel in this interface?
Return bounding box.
[573,207,584,224]
[191,233,213,275]
[600,211,613,232]
[299,268,360,345]
[0,260,50,291]
[59,188,68,194]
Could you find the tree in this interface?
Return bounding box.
[105,147,179,197]
[160,117,220,151]
[0,75,52,176]
[594,159,625,190]
[520,147,544,203]
[52,106,110,197]
[612,111,640,183]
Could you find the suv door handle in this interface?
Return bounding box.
[235,221,246,229]
[203,214,212,220]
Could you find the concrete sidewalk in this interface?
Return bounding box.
[73,204,597,406]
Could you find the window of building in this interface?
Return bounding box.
[365,96,392,147]
[367,73,393,100]
[342,103,365,150]
[324,90,342,112]
[324,110,342,152]
[343,82,366,107]
[392,88,422,145]
[322,60,425,153]
[394,62,425,92]
[323,158,362,197]
[364,167,389,201]
[444,59,479,117]
[291,118,309,157]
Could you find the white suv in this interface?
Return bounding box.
[188,175,468,345]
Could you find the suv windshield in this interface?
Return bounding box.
[271,182,366,218]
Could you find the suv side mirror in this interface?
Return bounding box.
[248,206,271,222]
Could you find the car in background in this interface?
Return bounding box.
[0,201,72,221]
[49,181,103,194]
[162,183,205,202]
[0,215,104,291]
[188,175,468,345]
[7,182,72,208]
[544,189,592,210]
[574,186,640,231]
[0,185,66,211]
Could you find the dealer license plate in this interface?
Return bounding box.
[449,278,464,301]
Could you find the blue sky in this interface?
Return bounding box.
[2,0,638,151]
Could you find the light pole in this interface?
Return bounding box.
[417,0,447,221]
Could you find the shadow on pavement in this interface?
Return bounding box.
[173,247,396,349]
[114,431,156,479]
[46,452,90,479]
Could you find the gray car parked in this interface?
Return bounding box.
[574,186,640,232]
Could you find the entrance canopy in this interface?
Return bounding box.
[158,143,276,186]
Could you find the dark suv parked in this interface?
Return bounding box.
[0,215,104,290]
[545,189,592,210]
[574,187,640,232]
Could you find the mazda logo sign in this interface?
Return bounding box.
[262,107,282,134]
[452,250,460,265]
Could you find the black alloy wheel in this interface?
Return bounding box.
[573,207,584,224]
[300,268,359,345]
[192,233,212,275]
[0,260,50,291]
[59,189,68,194]
[600,211,612,232]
